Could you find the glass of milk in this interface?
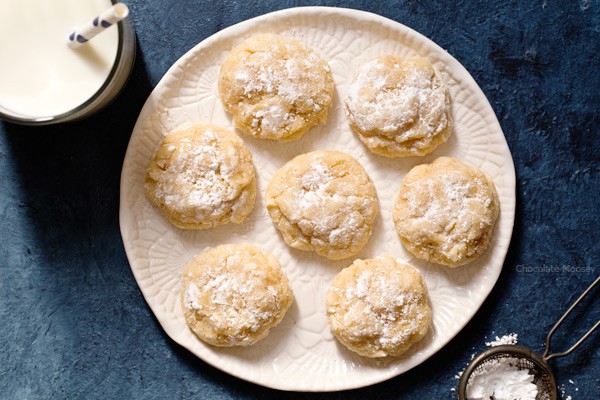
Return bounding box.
[0,0,136,125]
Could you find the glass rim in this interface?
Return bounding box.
[0,0,133,126]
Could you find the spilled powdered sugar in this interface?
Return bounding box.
[485,333,518,347]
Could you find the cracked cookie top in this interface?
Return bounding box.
[265,150,377,260]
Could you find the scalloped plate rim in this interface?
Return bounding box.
[119,6,516,392]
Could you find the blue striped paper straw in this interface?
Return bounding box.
[67,3,129,48]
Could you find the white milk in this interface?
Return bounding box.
[0,0,118,118]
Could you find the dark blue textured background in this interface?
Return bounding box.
[1,1,599,399]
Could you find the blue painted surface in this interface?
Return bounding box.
[1,1,599,398]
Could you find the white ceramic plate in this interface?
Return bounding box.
[119,7,515,392]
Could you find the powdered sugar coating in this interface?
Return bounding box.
[393,157,499,267]
[265,150,378,260]
[326,256,431,358]
[344,55,451,157]
[181,243,293,347]
[218,34,334,141]
[145,125,256,229]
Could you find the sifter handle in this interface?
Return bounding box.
[542,274,600,361]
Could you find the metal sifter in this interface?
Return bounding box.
[457,275,600,400]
